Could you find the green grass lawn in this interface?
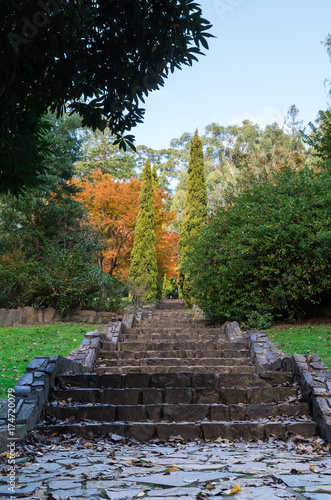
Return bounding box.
[267,324,331,371]
[0,324,89,400]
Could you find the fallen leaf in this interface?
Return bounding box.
[230,484,242,495]
[163,466,181,472]
[290,469,302,474]
[309,465,316,472]
[205,482,216,490]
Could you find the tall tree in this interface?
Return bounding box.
[301,109,331,172]
[129,159,159,302]
[75,129,137,180]
[152,165,179,299]
[178,130,207,307]
[72,170,141,276]
[1,1,212,193]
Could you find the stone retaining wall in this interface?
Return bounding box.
[224,321,331,444]
[0,306,154,451]
[0,306,117,327]
[0,319,123,450]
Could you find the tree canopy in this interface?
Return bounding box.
[1,0,212,194]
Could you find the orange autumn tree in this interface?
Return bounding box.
[72,169,140,276]
[72,169,178,283]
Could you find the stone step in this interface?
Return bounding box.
[51,385,300,406]
[55,371,294,389]
[122,327,225,335]
[138,314,208,329]
[120,333,228,341]
[94,365,258,374]
[95,357,252,368]
[35,420,319,442]
[108,341,248,352]
[44,400,311,423]
[99,349,251,360]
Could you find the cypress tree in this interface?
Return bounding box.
[178,130,207,307]
[129,159,158,302]
[151,164,165,300]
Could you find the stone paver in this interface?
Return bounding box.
[1,433,330,499]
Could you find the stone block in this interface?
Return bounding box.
[0,404,9,420]
[210,404,230,421]
[202,422,232,441]
[16,372,34,386]
[277,402,310,418]
[286,421,318,437]
[125,373,150,388]
[157,422,201,441]
[3,309,17,326]
[25,306,37,324]
[85,350,97,369]
[246,404,275,420]
[146,405,161,420]
[165,388,192,404]
[16,402,40,429]
[264,422,285,438]
[36,309,44,323]
[143,388,163,405]
[128,423,156,441]
[300,371,314,396]
[314,398,331,422]
[117,405,148,421]
[293,353,307,363]
[100,422,125,436]
[151,373,191,388]
[0,308,6,325]
[229,404,246,420]
[81,338,91,346]
[91,338,101,349]
[231,422,264,441]
[14,386,31,396]
[192,373,217,388]
[43,307,55,323]
[195,388,219,404]
[103,389,140,405]
[220,388,247,405]
[163,404,209,422]
[26,357,49,371]
[98,374,122,388]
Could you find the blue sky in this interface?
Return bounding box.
[133,0,331,149]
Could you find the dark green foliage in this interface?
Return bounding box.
[185,167,331,324]
[129,159,158,302]
[0,112,125,315]
[178,130,207,307]
[1,0,212,192]
[301,110,331,172]
[75,128,137,180]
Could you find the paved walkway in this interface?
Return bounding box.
[1,432,330,499]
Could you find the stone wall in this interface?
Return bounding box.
[224,321,331,444]
[0,319,122,451]
[0,306,118,327]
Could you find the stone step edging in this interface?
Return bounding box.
[224,321,331,444]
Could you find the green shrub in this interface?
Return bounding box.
[0,246,127,316]
[185,167,331,323]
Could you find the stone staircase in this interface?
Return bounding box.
[36,300,319,441]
